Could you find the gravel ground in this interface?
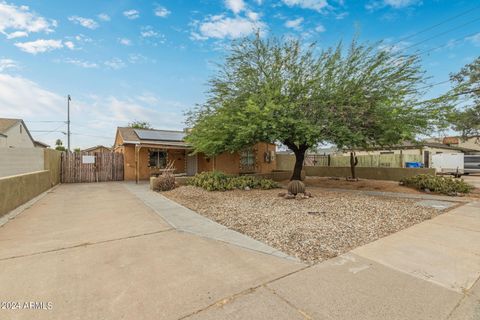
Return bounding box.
[162,186,440,263]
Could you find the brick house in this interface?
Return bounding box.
[113,127,276,182]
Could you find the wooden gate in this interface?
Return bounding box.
[61,152,124,183]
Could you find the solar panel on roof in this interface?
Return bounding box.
[134,129,185,142]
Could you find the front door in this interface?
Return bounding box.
[186,153,198,176]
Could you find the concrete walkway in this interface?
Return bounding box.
[0,182,479,319]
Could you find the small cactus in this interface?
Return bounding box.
[287,180,305,195]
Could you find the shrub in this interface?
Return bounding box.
[400,174,474,195]
[187,171,279,191]
[152,161,176,192]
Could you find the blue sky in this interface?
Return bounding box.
[0,0,478,148]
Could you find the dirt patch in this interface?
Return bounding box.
[162,185,440,263]
[296,176,480,199]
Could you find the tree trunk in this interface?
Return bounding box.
[291,149,306,181]
[283,141,309,181]
[350,151,358,180]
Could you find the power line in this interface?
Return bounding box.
[400,16,480,52]
[395,4,480,43]
[416,30,480,56]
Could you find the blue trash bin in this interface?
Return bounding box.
[405,162,422,168]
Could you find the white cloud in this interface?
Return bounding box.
[154,6,170,18]
[141,28,159,38]
[97,13,110,21]
[14,39,63,54]
[123,9,139,20]
[285,17,304,30]
[0,73,63,118]
[0,73,187,148]
[225,0,245,14]
[366,0,421,10]
[0,58,18,72]
[68,16,99,29]
[0,2,56,38]
[282,0,329,12]
[64,58,98,68]
[315,24,326,32]
[104,58,126,70]
[64,41,75,50]
[118,38,132,46]
[246,11,260,21]
[193,14,266,40]
[6,30,28,39]
[466,33,480,47]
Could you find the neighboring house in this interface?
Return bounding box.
[427,136,480,152]
[113,127,276,181]
[34,140,50,148]
[342,141,478,167]
[0,118,35,148]
[83,145,111,154]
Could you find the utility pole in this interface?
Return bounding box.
[67,95,71,152]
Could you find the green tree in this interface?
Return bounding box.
[73,147,81,153]
[186,35,442,180]
[128,120,152,129]
[448,56,480,137]
[325,42,448,179]
[55,139,66,152]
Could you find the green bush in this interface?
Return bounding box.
[400,174,474,195]
[187,171,279,191]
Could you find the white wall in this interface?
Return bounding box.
[0,148,44,178]
[2,122,35,148]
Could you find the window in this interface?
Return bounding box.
[19,125,22,134]
[149,150,167,168]
[240,148,255,171]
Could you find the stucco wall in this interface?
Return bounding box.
[304,166,436,181]
[0,170,52,218]
[0,147,44,177]
[44,149,62,186]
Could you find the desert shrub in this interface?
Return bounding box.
[400,174,474,195]
[187,171,278,191]
[152,161,176,191]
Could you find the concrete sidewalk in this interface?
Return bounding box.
[0,182,479,319]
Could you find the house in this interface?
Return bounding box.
[426,136,480,152]
[0,118,35,148]
[83,145,111,154]
[34,140,50,148]
[341,141,478,167]
[113,127,276,182]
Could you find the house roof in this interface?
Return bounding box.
[0,118,21,134]
[34,140,50,148]
[83,145,111,152]
[0,118,35,145]
[116,127,189,147]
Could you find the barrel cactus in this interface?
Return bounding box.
[287,180,305,195]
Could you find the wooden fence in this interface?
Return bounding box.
[61,152,124,183]
[304,154,423,168]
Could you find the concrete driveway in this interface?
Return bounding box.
[0,182,479,319]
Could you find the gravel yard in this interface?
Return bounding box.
[162,186,440,263]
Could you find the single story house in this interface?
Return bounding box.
[0,118,35,148]
[113,127,276,182]
[83,145,111,154]
[426,136,480,152]
[341,141,478,167]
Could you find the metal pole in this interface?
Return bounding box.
[67,95,71,152]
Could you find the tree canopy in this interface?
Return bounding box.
[128,120,152,129]
[186,34,444,180]
[448,56,480,137]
